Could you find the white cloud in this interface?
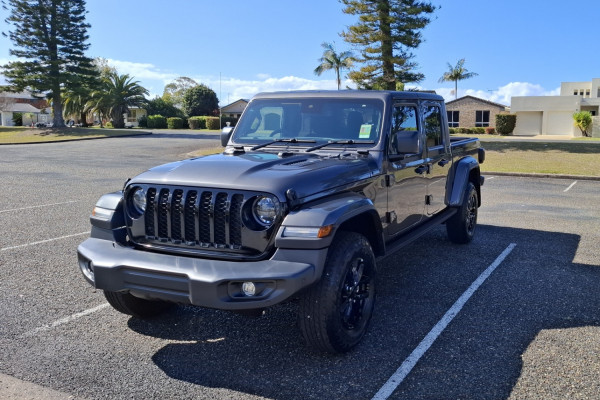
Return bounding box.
[436,82,561,105]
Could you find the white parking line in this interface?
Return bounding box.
[564,181,577,192]
[372,243,517,400]
[0,232,89,252]
[0,200,78,214]
[22,303,110,338]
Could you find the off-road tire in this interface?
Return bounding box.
[299,231,376,353]
[104,290,173,318]
[446,182,478,244]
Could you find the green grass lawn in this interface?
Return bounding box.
[0,126,150,144]
[480,141,600,176]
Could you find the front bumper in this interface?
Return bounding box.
[77,238,327,310]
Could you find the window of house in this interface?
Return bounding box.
[447,110,459,127]
[475,110,490,127]
[580,89,585,96]
[586,89,591,97]
[574,90,579,96]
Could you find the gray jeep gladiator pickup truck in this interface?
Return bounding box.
[77,90,485,353]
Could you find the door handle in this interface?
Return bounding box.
[415,164,428,174]
[438,159,450,167]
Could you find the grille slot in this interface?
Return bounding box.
[140,187,245,250]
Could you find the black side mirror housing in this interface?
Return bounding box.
[395,130,421,155]
[221,127,233,146]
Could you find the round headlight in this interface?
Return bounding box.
[132,187,147,214]
[253,196,280,226]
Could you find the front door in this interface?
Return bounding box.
[386,103,428,237]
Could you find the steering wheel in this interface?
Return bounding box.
[269,129,282,137]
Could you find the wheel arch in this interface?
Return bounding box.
[447,156,482,208]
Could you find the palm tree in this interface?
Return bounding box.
[314,42,354,90]
[63,87,93,126]
[87,72,148,128]
[438,59,478,99]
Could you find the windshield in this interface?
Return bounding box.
[232,98,384,146]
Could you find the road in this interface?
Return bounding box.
[1,131,599,399]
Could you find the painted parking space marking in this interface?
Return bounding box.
[0,232,89,252]
[22,303,110,338]
[564,181,577,192]
[0,200,78,214]
[371,243,517,400]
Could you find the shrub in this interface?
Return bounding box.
[137,115,148,128]
[573,111,592,137]
[221,116,238,127]
[180,117,188,129]
[188,116,206,129]
[206,117,220,130]
[472,127,486,134]
[147,114,167,129]
[496,114,517,135]
[167,117,183,129]
[449,127,457,134]
[12,112,23,126]
[485,127,495,135]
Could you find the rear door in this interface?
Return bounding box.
[422,101,451,216]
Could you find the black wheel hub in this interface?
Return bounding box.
[340,257,372,330]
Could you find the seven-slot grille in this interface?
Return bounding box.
[142,187,244,249]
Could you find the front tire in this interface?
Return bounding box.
[104,290,173,318]
[446,182,478,244]
[299,231,376,353]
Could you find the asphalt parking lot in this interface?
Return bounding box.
[1,131,599,399]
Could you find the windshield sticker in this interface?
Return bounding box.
[359,124,372,139]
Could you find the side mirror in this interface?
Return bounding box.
[395,130,421,155]
[221,127,233,146]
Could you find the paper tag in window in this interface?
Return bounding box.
[359,124,372,139]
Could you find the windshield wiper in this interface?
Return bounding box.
[250,138,315,151]
[305,139,375,152]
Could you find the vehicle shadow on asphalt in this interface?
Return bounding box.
[127,224,600,400]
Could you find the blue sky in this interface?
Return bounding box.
[1,0,599,106]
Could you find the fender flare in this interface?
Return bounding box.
[89,191,126,242]
[447,156,481,207]
[275,192,383,251]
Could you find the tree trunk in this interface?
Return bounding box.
[111,108,125,129]
[378,1,395,90]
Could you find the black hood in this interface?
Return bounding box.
[128,151,378,201]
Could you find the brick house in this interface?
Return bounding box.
[0,91,50,126]
[445,95,508,128]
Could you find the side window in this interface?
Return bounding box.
[423,105,443,149]
[390,105,418,155]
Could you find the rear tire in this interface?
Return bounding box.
[446,182,478,244]
[103,290,173,318]
[299,231,376,353]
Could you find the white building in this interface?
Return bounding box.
[511,79,600,136]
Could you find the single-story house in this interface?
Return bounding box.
[220,99,248,119]
[445,95,509,129]
[511,79,600,136]
[0,91,50,127]
[124,107,147,127]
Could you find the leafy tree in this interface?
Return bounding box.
[438,59,478,99]
[146,97,184,118]
[87,72,148,128]
[314,42,354,90]
[0,0,97,127]
[163,77,198,108]
[182,84,219,117]
[573,111,592,137]
[340,0,436,90]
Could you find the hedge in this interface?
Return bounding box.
[188,116,206,130]
[496,114,517,135]
[167,117,183,129]
[206,117,220,130]
[147,114,167,129]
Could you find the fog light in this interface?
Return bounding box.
[242,282,256,296]
[78,256,95,284]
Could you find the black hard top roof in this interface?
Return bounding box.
[252,90,444,103]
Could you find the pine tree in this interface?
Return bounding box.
[1,0,97,127]
[340,0,436,90]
